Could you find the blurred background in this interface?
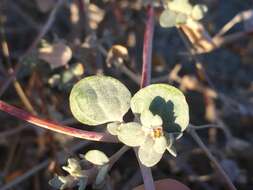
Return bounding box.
[0,0,253,189]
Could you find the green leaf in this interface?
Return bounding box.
[191,4,208,20]
[168,0,193,15]
[117,122,146,147]
[138,136,163,167]
[69,76,131,125]
[159,9,177,28]
[131,84,189,134]
[83,150,109,166]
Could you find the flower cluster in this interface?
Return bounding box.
[160,0,208,27]
[107,110,177,167]
[49,150,110,190]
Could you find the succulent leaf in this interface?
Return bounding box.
[70,76,131,125]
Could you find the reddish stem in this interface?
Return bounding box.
[137,5,156,190]
[0,100,117,143]
[141,5,155,88]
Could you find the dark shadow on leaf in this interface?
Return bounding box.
[149,96,181,133]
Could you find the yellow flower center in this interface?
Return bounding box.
[152,127,164,138]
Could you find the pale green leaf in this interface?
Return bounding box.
[70,76,131,125]
[191,4,208,20]
[131,84,189,134]
[117,122,146,147]
[168,0,193,15]
[138,136,163,167]
[153,136,167,154]
[84,150,109,166]
[159,9,177,28]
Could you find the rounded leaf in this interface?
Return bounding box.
[70,76,131,125]
[133,178,191,190]
[84,150,109,165]
[159,10,177,28]
[131,84,189,133]
[117,122,146,147]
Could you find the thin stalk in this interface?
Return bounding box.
[109,146,130,169]
[140,4,155,88]
[0,14,37,114]
[188,128,237,190]
[178,27,237,190]
[137,4,156,190]
[0,100,118,143]
[134,148,156,190]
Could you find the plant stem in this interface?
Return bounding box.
[179,26,237,190]
[188,128,237,190]
[141,4,155,88]
[109,146,130,169]
[137,4,156,190]
[0,14,37,115]
[0,100,118,143]
[134,148,156,190]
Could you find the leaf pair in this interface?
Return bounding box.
[70,76,189,131]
